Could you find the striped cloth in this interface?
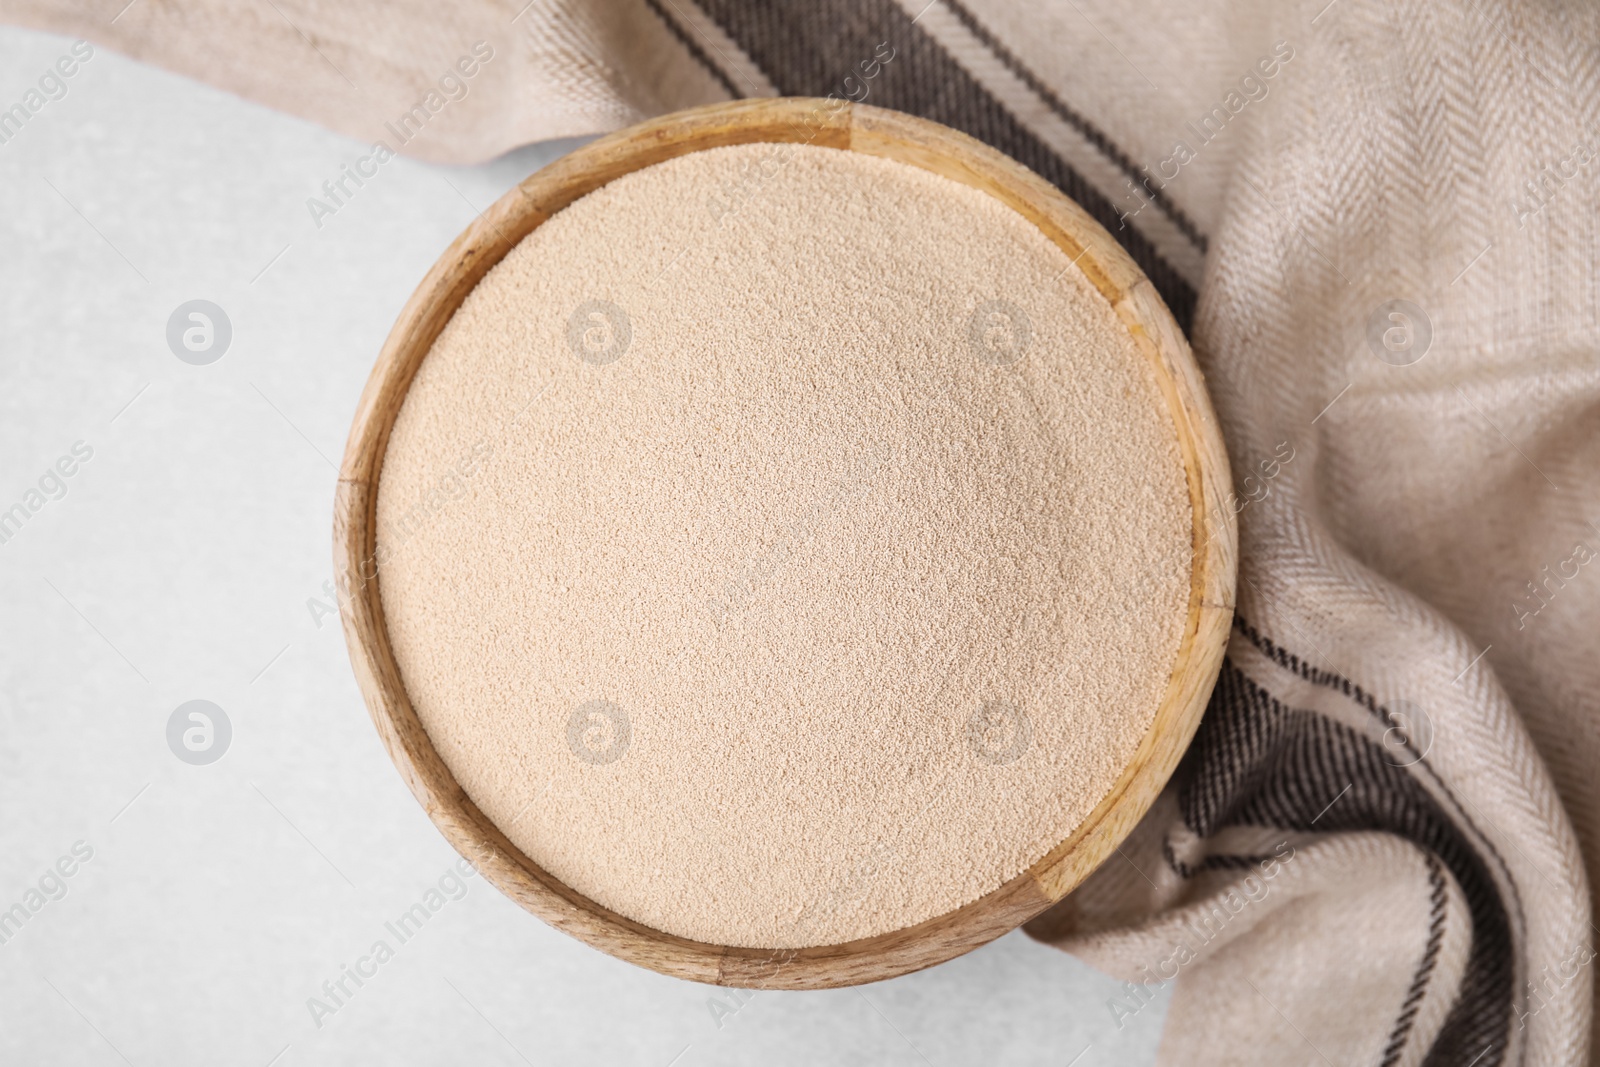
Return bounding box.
[14,0,1594,1062]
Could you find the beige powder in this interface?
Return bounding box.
[375,142,1191,949]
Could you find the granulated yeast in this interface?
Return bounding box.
[377,143,1191,949]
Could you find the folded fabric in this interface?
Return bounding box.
[13,0,1593,1061]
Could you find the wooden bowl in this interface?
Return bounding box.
[335,98,1236,990]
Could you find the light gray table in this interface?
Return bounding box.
[0,25,1167,1065]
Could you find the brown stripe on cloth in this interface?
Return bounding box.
[641,0,745,100]
[1181,626,1518,1066]
[1389,856,1451,1067]
[687,0,1200,332]
[933,0,1207,256]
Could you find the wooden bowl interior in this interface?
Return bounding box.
[335,98,1236,990]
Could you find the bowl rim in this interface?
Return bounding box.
[334,96,1236,990]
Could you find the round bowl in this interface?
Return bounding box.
[334,97,1236,990]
